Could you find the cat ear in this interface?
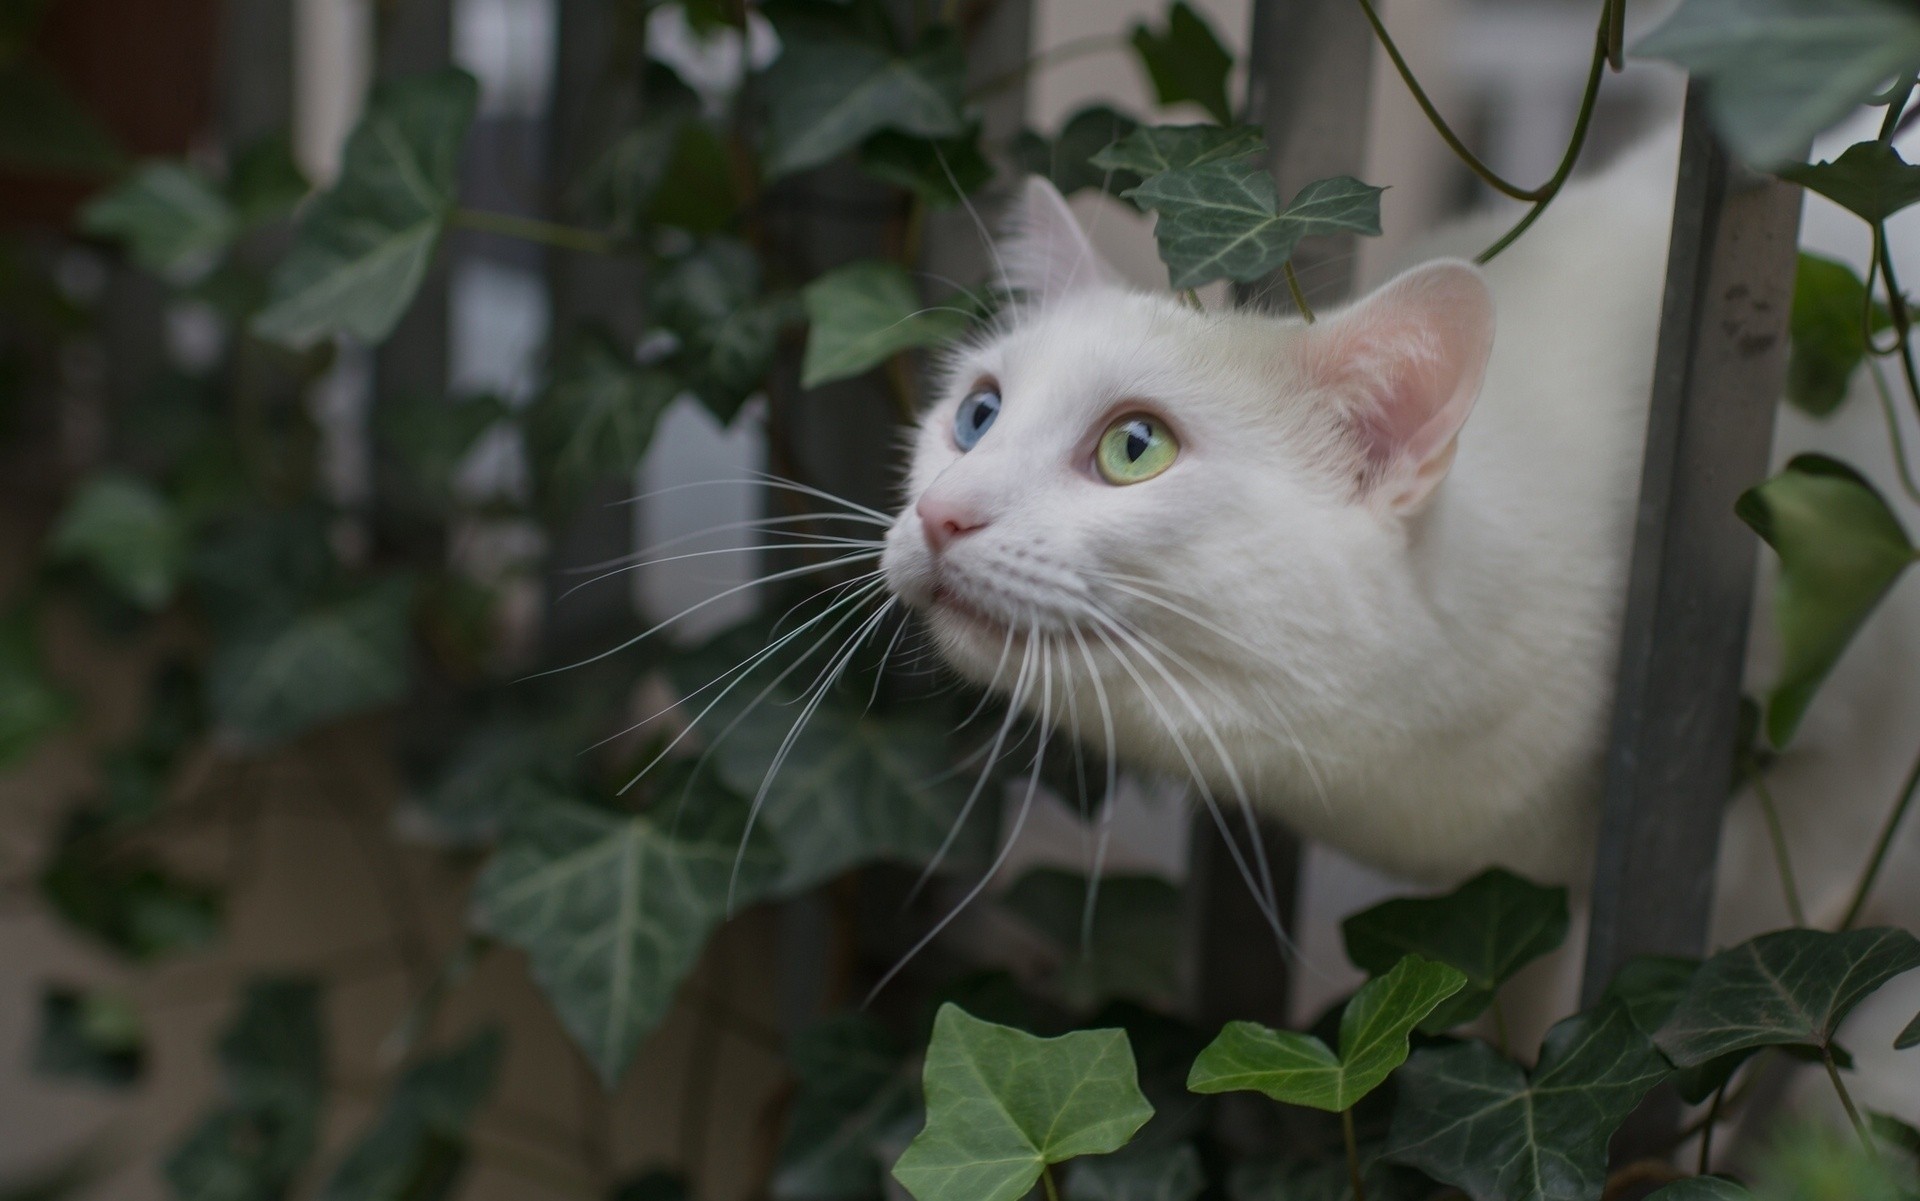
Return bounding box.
[1000,176,1123,302]
[1305,260,1496,513]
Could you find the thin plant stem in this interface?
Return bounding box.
[1284,261,1316,323]
[1042,1164,1063,1201]
[1873,229,1920,428]
[1840,739,1920,930]
[1180,288,1204,311]
[1605,0,1625,70]
[1822,1045,1876,1154]
[1751,773,1808,927]
[1865,359,1920,505]
[1880,74,1918,142]
[452,208,622,255]
[1343,1108,1369,1201]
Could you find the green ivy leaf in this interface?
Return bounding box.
[761,33,967,179]
[33,986,144,1087]
[1753,1121,1914,1201]
[1655,927,1920,1067]
[228,133,311,227]
[800,260,969,388]
[1787,254,1890,417]
[39,811,222,960]
[1645,1181,1752,1201]
[49,473,187,610]
[404,710,591,849]
[208,576,415,748]
[1872,1111,1920,1159]
[1634,0,1920,167]
[1189,956,1467,1113]
[859,126,994,209]
[1385,1000,1672,1201]
[1065,1144,1204,1201]
[773,1015,914,1200]
[1130,2,1235,125]
[1002,869,1184,1009]
[1780,141,1920,222]
[469,779,781,1084]
[1898,1008,1919,1051]
[892,1005,1154,1201]
[79,163,238,279]
[1090,123,1263,179]
[1128,160,1383,289]
[1342,868,1569,1033]
[645,120,742,235]
[648,240,792,424]
[1228,1155,1426,1201]
[253,68,478,349]
[1737,455,1917,746]
[0,610,74,770]
[526,329,677,510]
[318,1030,502,1201]
[1014,106,1144,197]
[0,63,123,175]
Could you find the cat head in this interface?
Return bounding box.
[881,177,1495,747]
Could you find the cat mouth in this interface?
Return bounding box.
[929,583,1021,639]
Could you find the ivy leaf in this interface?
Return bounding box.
[228,133,311,226]
[1654,927,1920,1067]
[469,780,782,1084]
[1634,0,1920,168]
[859,126,994,209]
[1189,956,1467,1112]
[761,33,967,179]
[773,1015,914,1200]
[1737,455,1917,746]
[892,1005,1154,1201]
[318,1030,502,1201]
[1014,106,1144,197]
[525,329,676,511]
[404,710,590,849]
[648,240,791,424]
[1385,1001,1672,1201]
[48,473,187,611]
[1090,123,1263,179]
[1228,1155,1427,1201]
[0,610,74,770]
[1128,161,1383,289]
[1787,254,1890,417]
[0,62,124,175]
[33,986,144,1087]
[1065,1144,1204,1201]
[1002,869,1185,1009]
[1342,868,1570,1033]
[1780,141,1920,223]
[1872,1111,1920,1159]
[1754,1121,1914,1201]
[253,68,477,349]
[208,576,415,748]
[1898,1009,1919,1051]
[1130,2,1235,125]
[800,260,969,388]
[1645,1181,1751,1201]
[40,811,222,960]
[80,163,238,279]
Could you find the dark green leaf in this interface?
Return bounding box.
[49,473,187,610]
[0,610,73,769]
[404,712,587,849]
[1343,868,1569,1033]
[1871,1111,1920,1159]
[1090,123,1263,179]
[469,781,781,1084]
[1646,1181,1751,1201]
[774,1015,914,1200]
[1228,1155,1426,1201]
[319,1030,502,1201]
[1065,1144,1204,1201]
[1003,869,1184,1009]
[892,1005,1154,1201]
[1655,927,1920,1066]
[1634,0,1920,167]
[1780,141,1920,222]
[859,126,993,208]
[0,63,123,174]
[1014,106,1144,197]
[253,69,477,348]
[526,329,676,510]
[40,812,221,960]
[1128,160,1382,289]
[374,393,508,503]
[800,259,968,388]
[228,133,311,226]
[33,986,144,1086]
[648,239,791,424]
[190,506,336,629]
[613,1172,691,1201]
[1788,254,1890,417]
[1738,455,1916,745]
[80,163,237,278]
[208,576,415,747]
[762,33,967,178]
[1752,1120,1914,1201]
[1129,2,1235,125]
[1385,1000,1672,1201]
[1189,956,1467,1112]
[571,117,685,235]
[644,120,741,235]
[1898,1008,1919,1050]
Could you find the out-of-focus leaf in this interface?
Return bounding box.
[1128,160,1382,289]
[1655,926,1920,1066]
[1635,0,1920,168]
[49,474,187,611]
[1014,106,1144,197]
[1787,254,1890,417]
[1386,1000,1672,1201]
[1898,1008,1919,1050]
[1002,869,1184,1009]
[39,811,221,960]
[525,329,676,511]
[1752,1120,1914,1201]
[404,712,586,849]
[761,32,967,178]
[858,126,993,208]
[1090,123,1262,180]
[253,69,477,348]
[644,120,740,235]
[573,117,685,235]
[800,260,968,387]
[892,1005,1154,1201]
[33,986,144,1086]
[1228,1154,1426,1201]
[469,776,781,1084]
[374,393,506,503]
[1646,1181,1752,1201]
[228,133,311,226]
[80,164,237,279]
[648,239,791,424]
[1342,868,1569,1033]
[1189,956,1466,1113]
[0,610,73,770]
[1129,2,1234,125]
[1871,1110,1920,1159]
[612,1171,691,1201]
[0,64,123,174]
[1781,141,1920,222]
[318,1030,502,1201]
[1738,455,1916,745]
[1065,1144,1203,1201]
[190,506,336,629]
[774,1015,914,1200]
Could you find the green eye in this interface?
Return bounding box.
[1096,414,1179,484]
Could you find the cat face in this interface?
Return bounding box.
[881,178,1495,784]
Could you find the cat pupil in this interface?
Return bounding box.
[1125,422,1150,460]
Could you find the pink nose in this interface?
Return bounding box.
[916,495,988,553]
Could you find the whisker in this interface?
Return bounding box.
[557,538,884,604]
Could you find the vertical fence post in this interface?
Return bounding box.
[1580,83,1801,1142]
[372,0,454,406]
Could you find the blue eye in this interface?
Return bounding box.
[952,387,1001,451]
